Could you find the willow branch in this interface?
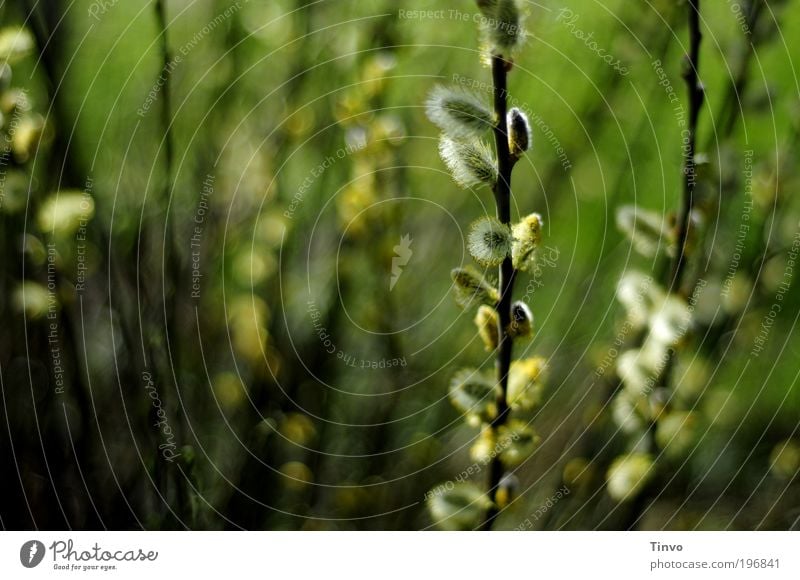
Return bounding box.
[669,0,703,294]
[482,54,518,530]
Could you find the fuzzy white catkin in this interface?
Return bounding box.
[468,217,511,266]
[426,85,494,140]
[439,136,497,189]
[475,0,499,17]
[488,0,525,52]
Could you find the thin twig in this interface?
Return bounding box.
[482,54,518,530]
[669,0,704,294]
[152,0,192,527]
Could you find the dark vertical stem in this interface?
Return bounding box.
[152,0,190,526]
[155,0,174,188]
[669,0,703,294]
[482,54,517,530]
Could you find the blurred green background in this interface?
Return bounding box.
[1,0,799,530]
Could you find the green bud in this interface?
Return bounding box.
[507,357,545,410]
[474,305,500,352]
[37,191,95,235]
[426,483,492,530]
[616,342,667,398]
[485,0,525,53]
[498,420,540,466]
[508,300,533,338]
[495,473,518,508]
[0,26,35,65]
[470,426,496,464]
[449,368,499,426]
[13,281,52,319]
[611,391,648,434]
[616,271,657,329]
[451,266,500,308]
[606,453,654,502]
[649,293,692,347]
[769,439,800,479]
[511,212,543,271]
[655,411,698,458]
[507,107,532,158]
